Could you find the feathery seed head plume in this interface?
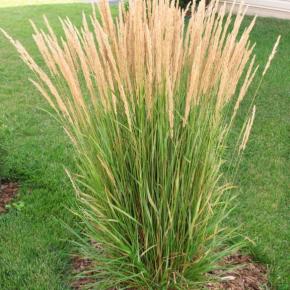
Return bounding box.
[1,0,263,136]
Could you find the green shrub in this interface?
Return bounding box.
[179,0,210,9]
[179,0,191,8]
[3,0,279,288]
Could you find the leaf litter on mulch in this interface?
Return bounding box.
[206,253,269,289]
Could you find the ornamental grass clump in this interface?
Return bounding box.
[2,0,279,288]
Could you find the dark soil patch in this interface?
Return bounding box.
[0,182,19,213]
[71,252,269,290]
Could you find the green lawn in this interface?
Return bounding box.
[0,4,289,289]
[0,0,80,8]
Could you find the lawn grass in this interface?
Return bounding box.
[0,0,80,8]
[0,3,289,289]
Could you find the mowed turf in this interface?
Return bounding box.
[0,0,80,8]
[0,4,289,289]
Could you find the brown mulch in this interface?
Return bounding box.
[206,253,269,289]
[71,256,96,290]
[71,252,269,290]
[0,182,19,213]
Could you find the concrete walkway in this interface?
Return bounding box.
[220,0,290,20]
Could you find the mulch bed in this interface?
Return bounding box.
[71,252,269,290]
[71,256,96,290]
[206,253,269,289]
[0,181,19,213]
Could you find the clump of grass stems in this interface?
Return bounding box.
[2,0,280,288]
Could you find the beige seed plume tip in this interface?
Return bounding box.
[239,105,256,153]
[263,35,281,76]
